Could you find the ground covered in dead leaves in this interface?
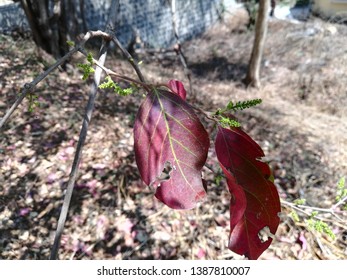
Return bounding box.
[1,8,347,260]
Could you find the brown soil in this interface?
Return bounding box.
[1,7,346,260]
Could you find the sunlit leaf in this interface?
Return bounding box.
[215,126,281,259]
[167,79,187,100]
[134,89,209,209]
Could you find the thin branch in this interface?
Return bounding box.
[190,103,217,122]
[79,48,151,92]
[110,35,146,83]
[0,30,108,130]
[49,0,120,260]
[281,200,346,224]
[0,32,146,132]
[333,194,347,209]
[281,200,314,216]
[49,43,109,261]
[298,204,345,216]
[170,0,193,96]
[81,31,147,85]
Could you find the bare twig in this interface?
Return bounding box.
[333,194,347,209]
[111,35,146,83]
[0,27,146,133]
[0,30,108,130]
[189,103,217,122]
[49,0,120,260]
[2,0,146,260]
[49,44,110,260]
[78,48,151,92]
[281,200,346,224]
[170,0,193,96]
[77,31,147,86]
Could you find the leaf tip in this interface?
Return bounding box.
[167,79,187,100]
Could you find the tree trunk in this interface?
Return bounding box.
[19,0,86,59]
[244,0,270,88]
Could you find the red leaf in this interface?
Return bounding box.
[167,80,187,100]
[215,127,281,259]
[134,89,209,209]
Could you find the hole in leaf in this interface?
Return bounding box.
[159,161,173,180]
[150,161,173,189]
[258,226,274,243]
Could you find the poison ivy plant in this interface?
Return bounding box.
[133,79,281,259]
